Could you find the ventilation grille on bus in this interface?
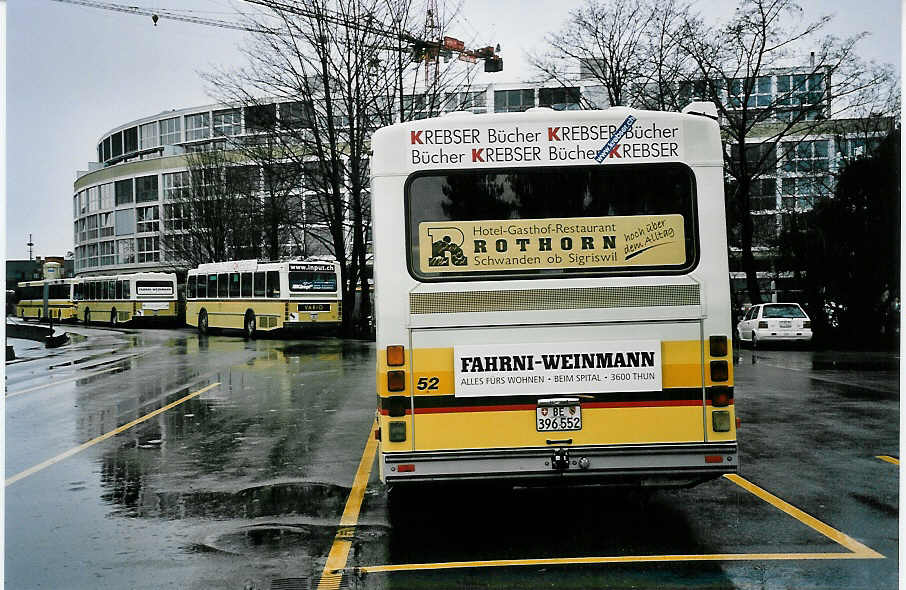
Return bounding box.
[409,284,700,314]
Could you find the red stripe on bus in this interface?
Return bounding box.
[378,399,730,416]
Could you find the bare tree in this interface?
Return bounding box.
[204,0,482,335]
[677,0,896,303]
[530,0,690,109]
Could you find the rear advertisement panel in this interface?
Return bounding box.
[454,340,663,397]
[419,214,685,274]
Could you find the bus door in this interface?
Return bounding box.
[406,279,711,454]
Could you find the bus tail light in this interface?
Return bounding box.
[386,345,405,366]
[712,411,731,432]
[709,335,728,357]
[389,422,406,442]
[397,464,415,472]
[705,455,724,463]
[386,395,408,417]
[710,360,729,382]
[709,386,731,407]
[387,370,406,392]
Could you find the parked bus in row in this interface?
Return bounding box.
[370,103,736,493]
[185,259,342,338]
[76,272,179,325]
[14,279,79,321]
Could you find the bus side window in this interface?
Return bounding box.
[187,275,196,299]
[254,272,266,298]
[241,272,252,298]
[218,273,229,298]
[99,282,106,301]
[207,274,217,298]
[123,281,130,299]
[229,272,241,298]
[266,271,280,298]
[108,280,115,300]
[88,281,95,301]
[116,280,123,300]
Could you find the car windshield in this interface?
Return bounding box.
[762,304,807,318]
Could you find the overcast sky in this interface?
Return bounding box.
[5,0,901,260]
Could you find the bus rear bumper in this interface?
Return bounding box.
[383,442,738,488]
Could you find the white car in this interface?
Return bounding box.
[737,303,812,346]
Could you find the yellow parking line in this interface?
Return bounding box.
[352,472,882,575]
[723,474,882,557]
[317,418,379,590]
[5,382,220,486]
[358,552,870,573]
[876,455,899,465]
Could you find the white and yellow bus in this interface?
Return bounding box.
[371,102,736,489]
[76,272,179,325]
[185,259,342,338]
[15,279,79,321]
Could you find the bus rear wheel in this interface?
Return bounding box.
[244,311,256,340]
[198,309,209,335]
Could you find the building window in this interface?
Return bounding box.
[140,121,159,150]
[123,126,138,154]
[115,208,135,236]
[99,212,114,237]
[73,195,79,218]
[781,176,832,210]
[137,236,160,263]
[781,140,829,173]
[213,109,242,136]
[162,171,190,201]
[494,89,535,113]
[160,117,181,145]
[539,87,581,110]
[73,221,78,244]
[103,137,111,161]
[444,91,487,112]
[100,183,114,209]
[136,206,159,233]
[79,190,88,214]
[245,104,277,132]
[78,218,87,243]
[134,175,159,203]
[750,178,777,211]
[100,241,115,266]
[88,186,99,212]
[279,102,312,129]
[163,234,191,262]
[164,203,190,231]
[185,112,210,141]
[86,215,99,240]
[117,238,135,264]
[86,243,99,268]
[115,179,133,206]
[111,132,123,158]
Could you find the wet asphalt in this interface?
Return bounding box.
[4,327,899,589]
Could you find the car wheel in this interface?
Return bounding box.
[244,311,257,340]
[198,309,208,335]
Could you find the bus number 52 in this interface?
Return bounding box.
[416,377,439,390]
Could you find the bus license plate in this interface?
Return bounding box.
[536,404,582,432]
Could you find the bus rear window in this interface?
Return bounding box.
[289,271,337,292]
[406,163,697,280]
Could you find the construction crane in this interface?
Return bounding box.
[48,0,502,71]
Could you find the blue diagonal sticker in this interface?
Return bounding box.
[595,115,637,163]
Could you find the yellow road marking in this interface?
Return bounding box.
[353,472,883,574]
[723,474,882,557]
[5,382,220,486]
[6,366,124,398]
[359,552,871,573]
[876,455,899,465]
[317,418,379,590]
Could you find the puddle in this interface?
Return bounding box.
[197,523,334,555]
